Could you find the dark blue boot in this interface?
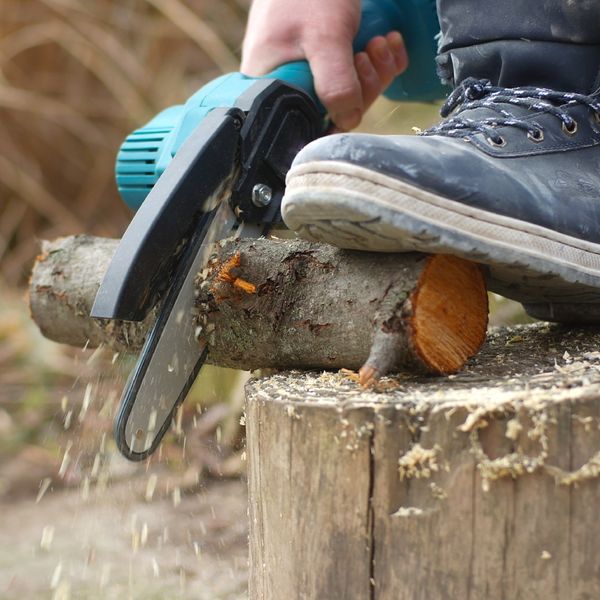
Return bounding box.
[282,0,600,321]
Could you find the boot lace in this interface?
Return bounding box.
[423,78,600,146]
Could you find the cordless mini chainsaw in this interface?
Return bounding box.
[91,0,445,461]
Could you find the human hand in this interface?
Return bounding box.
[241,0,408,131]
[342,31,408,130]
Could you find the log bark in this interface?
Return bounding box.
[29,235,488,377]
[28,236,153,351]
[246,322,600,599]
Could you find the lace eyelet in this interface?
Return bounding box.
[562,120,578,135]
[527,129,544,143]
[487,136,506,148]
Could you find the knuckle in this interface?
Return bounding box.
[318,85,360,111]
[318,83,357,104]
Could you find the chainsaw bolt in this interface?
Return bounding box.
[252,183,272,207]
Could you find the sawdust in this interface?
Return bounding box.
[213,252,257,298]
[391,506,425,518]
[398,443,445,481]
[505,418,522,440]
[469,428,547,491]
[546,450,600,486]
[337,418,374,452]
[429,482,447,500]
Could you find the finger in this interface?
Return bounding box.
[365,34,407,93]
[305,40,363,131]
[386,31,409,74]
[355,52,383,110]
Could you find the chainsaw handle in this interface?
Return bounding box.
[264,0,445,105]
[265,62,316,105]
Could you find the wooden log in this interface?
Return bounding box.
[28,236,153,351]
[29,235,488,377]
[246,322,600,599]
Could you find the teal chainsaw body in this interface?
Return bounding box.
[116,0,443,210]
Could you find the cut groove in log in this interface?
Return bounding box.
[29,235,488,378]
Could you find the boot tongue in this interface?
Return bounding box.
[437,41,600,95]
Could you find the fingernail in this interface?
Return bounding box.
[388,31,404,51]
[390,37,404,56]
[333,108,361,131]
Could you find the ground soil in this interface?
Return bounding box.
[0,304,250,600]
[0,470,248,599]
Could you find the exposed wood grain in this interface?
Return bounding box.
[246,398,373,599]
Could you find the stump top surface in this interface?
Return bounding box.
[247,323,600,414]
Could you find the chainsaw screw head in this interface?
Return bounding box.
[252,183,272,207]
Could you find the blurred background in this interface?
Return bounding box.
[0,1,527,598]
[0,0,251,282]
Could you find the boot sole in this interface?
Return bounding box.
[284,161,600,317]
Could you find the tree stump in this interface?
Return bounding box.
[245,323,600,599]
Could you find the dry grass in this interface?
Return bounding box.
[0,0,249,284]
